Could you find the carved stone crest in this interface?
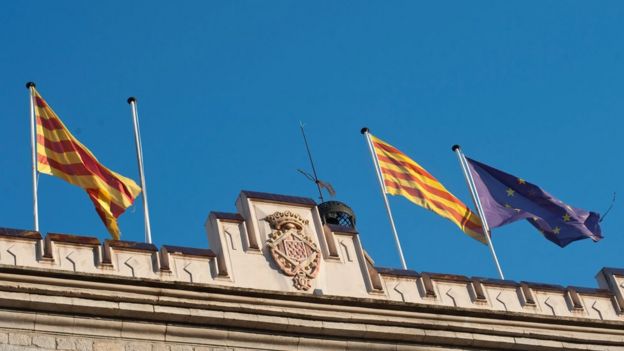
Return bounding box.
[265,211,321,291]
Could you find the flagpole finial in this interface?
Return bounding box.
[127,97,137,104]
[360,127,369,134]
[25,82,36,89]
[452,144,461,152]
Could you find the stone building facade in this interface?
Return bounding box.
[0,190,622,350]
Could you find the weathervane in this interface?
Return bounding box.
[298,122,335,202]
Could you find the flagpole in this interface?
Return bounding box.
[26,82,39,232]
[127,97,152,244]
[452,145,504,279]
[361,128,407,269]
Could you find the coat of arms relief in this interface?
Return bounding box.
[265,211,321,291]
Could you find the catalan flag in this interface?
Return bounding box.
[34,88,141,239]
[370,134,486,244]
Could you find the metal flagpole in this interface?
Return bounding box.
[361,127,408,269]
[127,97,152,244]
[26,82,39,232]
[452,145,504,279]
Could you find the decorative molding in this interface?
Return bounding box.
[0,268,622,351]
[544,297,557,316]
[419,274,437,298]
[265,211,320,291]
[446,288,458,307]
[339,241,352,262]
[496,292,508,312]
[65,251,77,272]
[224,229,236,251]
[393,282,406,302]
[566,288,585,311]
[469,279,488,304]
[183,262,194,283]
[520,283,537,306]
[124,257,138,277]
[6,245,16,266]
[241,190,316,207]
[591,300,604,320]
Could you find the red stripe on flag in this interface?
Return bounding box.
[88,193,119,239]
[87,189,126,218]
[374,140,423,165]
[38,135,80,153]
[36,116,65,130]
[109,200,126,218]
[35,96,47,108]
[39,155,92,176]
[380,167,464,204]
[40,154,135,204]
[384,179,482,232]
[37,135,136,202]
[376,153,437,183]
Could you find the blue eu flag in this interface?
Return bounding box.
[466,158,603,247]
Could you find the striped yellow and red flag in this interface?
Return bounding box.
[370,134,486,244]
[34,88,141,239]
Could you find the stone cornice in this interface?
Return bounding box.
[0,266,622,350]
[0,264,621,332]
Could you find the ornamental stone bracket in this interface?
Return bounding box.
[264,211,321,291]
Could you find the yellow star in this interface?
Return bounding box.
[562,214,571,222]
[506,188,515,197]
[504,203,512,208]
[517,178,526,185]
[553,227,561,235]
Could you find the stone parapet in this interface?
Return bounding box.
[0,190,622,348]
[597,267,624,314]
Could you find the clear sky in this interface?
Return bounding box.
[1,1,622,287]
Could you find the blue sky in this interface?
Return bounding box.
[1,1,622,287]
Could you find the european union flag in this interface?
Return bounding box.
[466,158,603,247]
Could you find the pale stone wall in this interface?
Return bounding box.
[0,330,240,351]
[0,330,486,351]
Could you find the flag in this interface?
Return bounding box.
[370,135,486,244]
[465,157,602,247]
[34,88,141,239]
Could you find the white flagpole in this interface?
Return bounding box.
[361,128,407,269]
[127,97,152,244]
[452,145,504,279]
[26,82,39,232]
